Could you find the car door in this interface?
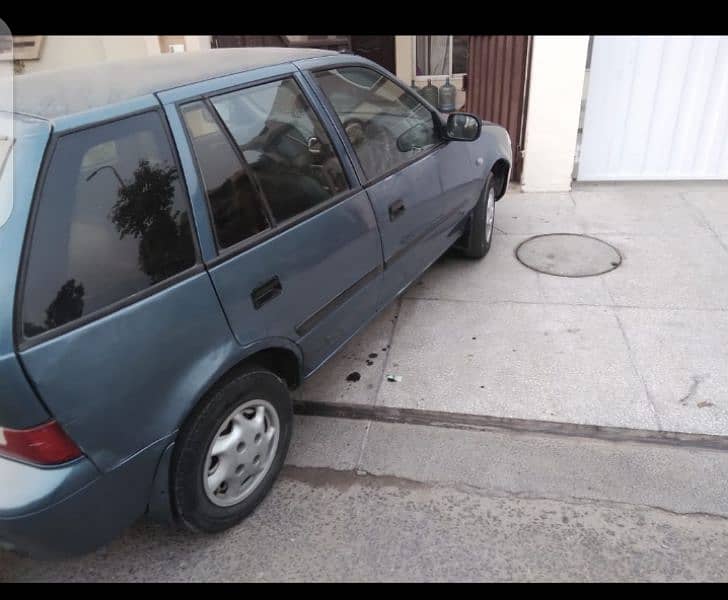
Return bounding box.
[307,63,469,305]
[173,73,382,372]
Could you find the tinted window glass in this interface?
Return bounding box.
[314,67,439,181]
[22,111,196,339]
[210,78,348,223]
[181,101,269,248]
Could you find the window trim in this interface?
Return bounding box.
[205,92,282,232]
[178,97,276,251]
[204,185,361,269]
[412,36,468,80]
[307,62,449,188]
[15,107,204,351]
[176,73,362,266]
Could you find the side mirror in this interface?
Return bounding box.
[444,112,482,142]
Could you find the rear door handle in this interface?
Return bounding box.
[389,199,406,221]
[251,276,282,309]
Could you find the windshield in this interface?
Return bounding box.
[0,135,12,228]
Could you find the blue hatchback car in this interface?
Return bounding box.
[0,48,511,558]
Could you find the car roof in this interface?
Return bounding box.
[13,47,338,120]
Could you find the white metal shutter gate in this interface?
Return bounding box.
[578,36,728,181]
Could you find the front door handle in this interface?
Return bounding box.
[389,199,406,221]
[251,276,282,310]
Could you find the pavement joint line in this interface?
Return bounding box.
[371,295,404,410]
[600,273,662,429]
[679,190,728,258]
[612,308,663,430]
[402,295,728,313]
[354,296,404,470]
[293,400,728,452]
[353,420,372,473]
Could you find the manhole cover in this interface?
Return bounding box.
[515,234,622,277]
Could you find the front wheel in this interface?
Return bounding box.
[460,172,497,259]
[170,364,293,533]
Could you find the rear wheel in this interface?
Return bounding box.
[171,364,293,533]
[461,172,497,259]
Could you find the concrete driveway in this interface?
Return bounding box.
[299,182,728,438]
[6,181,728,582]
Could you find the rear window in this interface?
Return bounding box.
[0,135,12,228]
[21,111,197,339]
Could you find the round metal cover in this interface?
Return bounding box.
[515,234,622,277]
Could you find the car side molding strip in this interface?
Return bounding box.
[295,265,382,337]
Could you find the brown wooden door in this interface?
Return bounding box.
[465,36,531,181]
[350,36,396,73]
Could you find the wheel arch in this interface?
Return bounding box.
[205,338,304,398]
[147,337,303,523]
[490,158,511,199]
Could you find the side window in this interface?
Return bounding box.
[313,66,440,181]
[22,111,196,339]
[180,101,269,249]
[209,77,349,223]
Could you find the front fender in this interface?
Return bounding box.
[478,122,513,195]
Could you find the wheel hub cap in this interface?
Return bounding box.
[203,399,280,507]
[485,188,496,242]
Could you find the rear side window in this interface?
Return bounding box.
[180,101,269,249]
[21,111,197,339]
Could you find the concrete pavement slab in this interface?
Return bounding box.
[405,235,542,304]
[286,415,369,471]
[600,234,728,309]
[572,188,708,237]
[682,187,728,236]
[406,235,613,306]
[7,470,728,582]
[360,419,728,517]
[297,185,728,438]
[536,269,614,305]
[376,298,658,430]
[6,416,728,582]
[493,192,583,235]
[617,307,728,436]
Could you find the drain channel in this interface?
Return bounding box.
[294,400,728,452]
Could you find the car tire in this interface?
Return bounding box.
[461,171,497,259]
[170,364,293,534]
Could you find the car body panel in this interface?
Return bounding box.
[18,271,236,471]
[0,435,170,558]
[1,50,512,558]
[0,456,97,516]
[204,191,382,374]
